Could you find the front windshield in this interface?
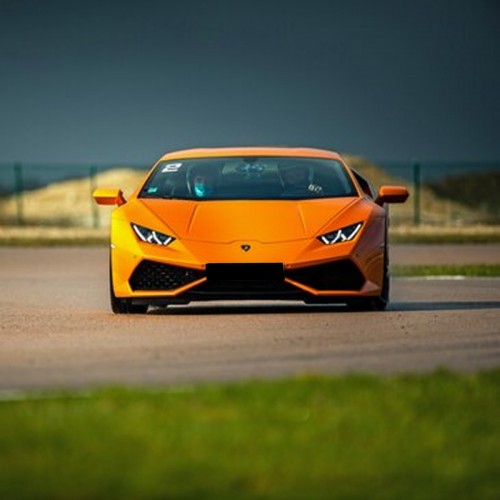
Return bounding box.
[139,156,358,200]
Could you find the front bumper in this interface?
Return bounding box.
[110,217,386,304]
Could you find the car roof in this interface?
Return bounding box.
[158,147,344,162]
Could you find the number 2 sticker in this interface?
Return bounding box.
[162,163,182,173]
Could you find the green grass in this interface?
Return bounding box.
[389,233,500,244]
[0,236,108,247]
[2,226,500,246]
[1,235,500,246]
[392,264,500,277]
[1,236,500,246]
[1,371,499,499]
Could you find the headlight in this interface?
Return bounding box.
[131,223,175,246]
[318,222,363,245]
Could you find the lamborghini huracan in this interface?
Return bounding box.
[93,147,409,313]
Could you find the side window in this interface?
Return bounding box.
[352,170,375,199]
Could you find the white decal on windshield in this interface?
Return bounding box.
[162,163,182,173]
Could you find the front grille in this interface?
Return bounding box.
[129,260,205,291]
[286,260,365,291]
[195,279,296,294]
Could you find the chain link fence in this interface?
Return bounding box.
[347,159,499,226]
[0,160,499,227]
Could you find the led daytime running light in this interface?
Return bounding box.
[319,222,363,245]
[131,223,175,246]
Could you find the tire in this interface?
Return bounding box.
[348,242,389,312]
[369,262,389,311]
[109,256,148,314]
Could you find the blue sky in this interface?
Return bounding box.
[1,0,499,163]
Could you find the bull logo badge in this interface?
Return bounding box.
[241,244,251,252]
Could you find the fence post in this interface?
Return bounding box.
[89,165,99,228]
[14,162,24,226]
[413,161,421,226]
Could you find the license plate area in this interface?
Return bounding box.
[206,263,284,281]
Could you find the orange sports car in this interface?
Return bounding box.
[93,147,408,313]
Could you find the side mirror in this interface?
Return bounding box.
[92,188,126,206]
[376,186,409,205]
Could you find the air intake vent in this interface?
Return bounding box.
[286,260,365,291]
[129,260,204,291]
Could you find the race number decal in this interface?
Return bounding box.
[162,163,182,173]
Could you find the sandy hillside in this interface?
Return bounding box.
[0,159,487,227]
[0,168,147,227]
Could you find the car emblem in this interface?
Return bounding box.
[241,244,251,252]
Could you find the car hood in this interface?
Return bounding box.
[138,198,360,243]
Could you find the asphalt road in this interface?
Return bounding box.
[1,246,499,390]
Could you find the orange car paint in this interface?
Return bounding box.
[94,147,408,304]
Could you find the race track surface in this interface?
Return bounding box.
[1,246,500,390]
